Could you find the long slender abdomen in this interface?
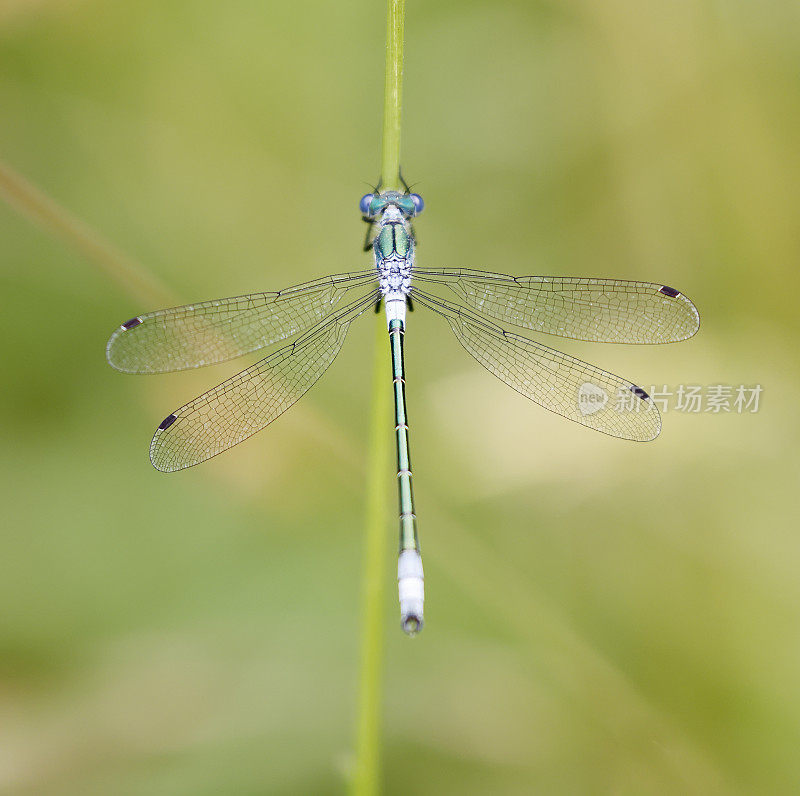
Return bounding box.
[389,317,424,634]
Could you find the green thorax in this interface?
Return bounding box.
[376,221,411,261]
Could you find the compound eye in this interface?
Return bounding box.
[359,193,374,215]
[410,193,424,214]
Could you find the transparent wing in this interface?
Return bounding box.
[107,270,377,374]
[415,290,661,441]
[413,268,699,344]
[150,291,378,472]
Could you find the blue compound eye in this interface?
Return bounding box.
[359,193,374,215]
[410,193,424,214]
[369,195,388,215]
[396,195,415,215]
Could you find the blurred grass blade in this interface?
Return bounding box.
[0,158,172,306]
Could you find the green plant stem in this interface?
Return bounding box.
[352,2,405,794]
[380,0,404,191]
[352,317,392,796]
[0,159,172,307]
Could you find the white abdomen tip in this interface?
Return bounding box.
[398,549,424,635]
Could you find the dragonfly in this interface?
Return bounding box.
[107,187,700,635]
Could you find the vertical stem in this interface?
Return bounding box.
[380,0,405,190]
[352,317,392,796]
[352,2,405,794]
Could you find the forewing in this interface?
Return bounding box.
[107,271,376,373]
[413,268,699,344]
[149,295,374,471]
[417,293,660,441]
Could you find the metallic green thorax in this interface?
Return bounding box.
[376,222,411,260]
[389,318,419,554]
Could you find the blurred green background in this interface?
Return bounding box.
[1,0,799,793]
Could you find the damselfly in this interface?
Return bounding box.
[107,188,699,634]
